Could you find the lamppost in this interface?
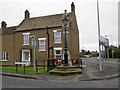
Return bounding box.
[62,10,69,66]
[30,35,36,74]
[97,0,102,71]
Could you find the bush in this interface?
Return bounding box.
[114,48,120,58]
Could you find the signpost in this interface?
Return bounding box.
[30,35,36,74]
[15,62,27,73]
[97,0,102,71]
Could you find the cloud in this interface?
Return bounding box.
[0,0,118,51]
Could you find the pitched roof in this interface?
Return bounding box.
[0,26,16,35]
[15,12,72,32]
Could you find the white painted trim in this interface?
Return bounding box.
[38,49,46,52]
[38,38,46,51]
[23,44,29,46]
[1,52,9,61]
[54,31,61,43]
[54,47,62,50]
[15,62,27,65]
[53,29,62,32]
[23,32,30,35]
[54,47,62,59]
[54,42,62,44]
[53,30,57,32]
[38,38,46,40]
[1,60,8,62]
[22,50,30,62]
[23,33,30,45]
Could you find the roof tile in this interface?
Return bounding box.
[15,12,72,31]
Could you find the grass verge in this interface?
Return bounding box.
[2,66,47,74]
[109,58,120,60]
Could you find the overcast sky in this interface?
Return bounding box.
[0,0,119,51]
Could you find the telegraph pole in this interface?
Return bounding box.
[97,0,102,71]
[30,35,36,74]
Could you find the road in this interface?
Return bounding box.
[82,57,119,77]
[2,76,119,88]
[82,57,119,70]
[2,57,119,88]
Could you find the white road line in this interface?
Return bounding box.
[105,61,120,64]
[113,62,116,63]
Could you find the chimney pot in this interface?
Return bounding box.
[1,21,7,29]
[25,10,30,19]
[71,2,75,12]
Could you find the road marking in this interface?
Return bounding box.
[104,61,120,64]
[113,62,116,63]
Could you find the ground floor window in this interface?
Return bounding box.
[1,52,8,61]
[22,50,30,61]
[54,48,62,59]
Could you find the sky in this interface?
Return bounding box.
[0,0,119,51]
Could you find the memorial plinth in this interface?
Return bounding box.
[49,65,82,76]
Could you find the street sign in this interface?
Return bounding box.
[31,37,36,48]
[15,62,26,65]
[100,35,109,46]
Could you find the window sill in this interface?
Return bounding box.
[54,42,62,44]
[38,50,46,52]
[1,60,9,62]
[23,44,30,46]
[22,60,30,62]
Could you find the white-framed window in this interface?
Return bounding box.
[22,50,30,62]
[54,48,62,59]
[1,52,9,61]
[38,38,46,51]
[23,33,30,45]
[53,30,61,43]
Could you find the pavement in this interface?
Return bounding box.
[1,58,120,81]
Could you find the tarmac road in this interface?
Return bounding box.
[2,57,119,88]
[82,57,119,71]
[2,76,119,88]
[82,57,119,78]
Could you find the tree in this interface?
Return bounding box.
[108,45,120,58]
[81,49,86,55]
[86,50,91,55]
[108,46,112,58]
[114,47,120,58]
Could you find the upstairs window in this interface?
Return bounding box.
[1,52,8,61]
[23,33,30,45]
[38,38,46,51]
[54,30,61,43]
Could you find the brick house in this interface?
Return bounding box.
[0,2,79,66]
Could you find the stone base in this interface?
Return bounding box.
[49,66,82,76]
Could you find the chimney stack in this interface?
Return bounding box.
[25,10,30,19]
[71,2,75,13]
[1,21,7,29]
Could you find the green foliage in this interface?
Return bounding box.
[114,48,120,58]
[2,66,47,74]
[81,49,98,57]
[108,46,120,58]
[86,50,91,55]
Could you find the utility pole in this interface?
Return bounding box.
[30,35,36,74]
[46,26,50,59]
[97,0,103,71]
